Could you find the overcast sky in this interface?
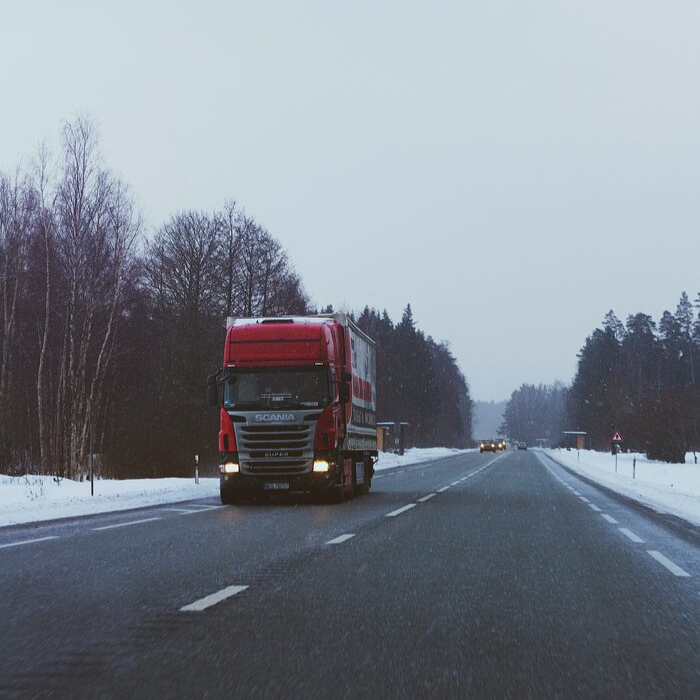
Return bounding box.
[2,1,699,400]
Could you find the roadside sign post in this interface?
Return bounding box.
[610,429,624,474]
[195,454,199,484]
[633,457,636,479]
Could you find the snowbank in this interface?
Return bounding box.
[0,448,469,528]
[375,447,471,471]
[544,449,700,527]
[0,475,219,528]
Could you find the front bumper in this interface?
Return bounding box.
[220,470,337,495]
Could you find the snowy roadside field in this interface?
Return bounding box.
[0,476,220,528]
[0,448,469,528]
[375,447,472,471]
[544,449,700,527]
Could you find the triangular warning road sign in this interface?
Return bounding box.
[610,430,624,443]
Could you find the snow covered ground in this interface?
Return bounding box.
[544,448,700,527]
[0,448,468,528]
[375,447,471,471]
[0,476,219,528]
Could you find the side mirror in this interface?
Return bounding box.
[339,383,350,404]
[207,374,219,407]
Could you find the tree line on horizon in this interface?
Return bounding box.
[0,117,473,479]
[354,305,473,449]
[500,293,700,463]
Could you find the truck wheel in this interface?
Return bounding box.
[220,487,239,505]
[352,461,367,497]
[326,486,345,504]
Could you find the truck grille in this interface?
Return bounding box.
[232,415,318,475]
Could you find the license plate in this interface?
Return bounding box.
[264,482,290,491]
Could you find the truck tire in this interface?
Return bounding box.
[220,487,240,505]
[352,461,365,497]
[326,486,345,504]
[353,458,372,496]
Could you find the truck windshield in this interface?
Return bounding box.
[223,367,330,409]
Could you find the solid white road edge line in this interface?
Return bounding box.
[646,550,691,577]
[93,517,161,532]
[181,585,249,612]
[618,527,644,544]
[161,508,200,513]
[180,504,224,509]
[601,514,619,524]
[326,534,356,545]
[385,504,417,517]
[0,536,59,549]
[417,493,437,502]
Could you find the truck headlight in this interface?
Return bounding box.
[221,462,239,474]
[313,459,330,473]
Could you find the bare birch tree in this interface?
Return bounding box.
[53,118,139,478]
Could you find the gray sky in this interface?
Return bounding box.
[2,0,699,400]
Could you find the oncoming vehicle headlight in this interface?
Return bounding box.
[313,459,330,473]
[221,462,239,474]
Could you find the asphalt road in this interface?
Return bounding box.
[1,450,699,699]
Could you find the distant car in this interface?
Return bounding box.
[480,439,497,453]
[517,442,528,450]
[496,439,507,451]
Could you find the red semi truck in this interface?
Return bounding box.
[207,314,378,503]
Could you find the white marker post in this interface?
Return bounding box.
[195,454,199,484]
[89,419,94,496]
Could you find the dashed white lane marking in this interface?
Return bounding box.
[588,503,602,512]
[326,534,356,545]
[601,514,619,524]
[93,517,161,532]
[181,585,249,612]
[436,486,450,493]
[578,496,590,503]
[373,475,385,479]
[0,536,59,549]
[417,493,437,502]
[647,551,691,577]
[386,504,417,517]
[619,528,644,544]
[572,490,582,496]
[450,481,460,486]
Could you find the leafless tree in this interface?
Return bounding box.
[52,118,140,478]
[0,171,35,414]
